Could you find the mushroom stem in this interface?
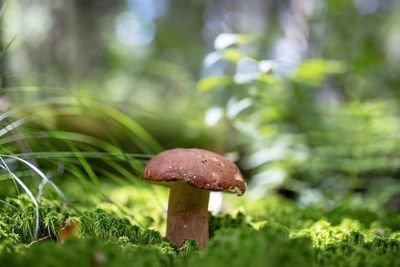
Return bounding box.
[167,182,210,248]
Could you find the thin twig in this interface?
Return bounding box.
[27,236,50,247]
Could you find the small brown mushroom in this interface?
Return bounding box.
[142,148,246,248]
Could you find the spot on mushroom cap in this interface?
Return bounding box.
[142,148,246,196]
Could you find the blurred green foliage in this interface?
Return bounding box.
[1,1,400,265]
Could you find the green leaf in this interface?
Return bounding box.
[197,76,230,91]
[256,73,279,84]
[221,48,243,63]
[292,59,345,86]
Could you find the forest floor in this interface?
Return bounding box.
[0,181,399,267]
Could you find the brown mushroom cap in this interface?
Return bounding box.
[142,148,246,196]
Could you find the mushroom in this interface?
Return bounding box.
[142,148,246,248]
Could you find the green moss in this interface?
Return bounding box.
[1,194,400,267]
[208,211,251,237]
[0,196,168,248]
[181,225,316,267]
[0,237,175,267]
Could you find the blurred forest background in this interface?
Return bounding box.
[1,0,400,213]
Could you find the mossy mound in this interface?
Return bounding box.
[0,195,399,267]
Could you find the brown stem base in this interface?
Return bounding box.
[166,182,210,248]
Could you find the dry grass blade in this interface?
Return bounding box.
[0,156,40,239]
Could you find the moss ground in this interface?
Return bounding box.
[0,182,399,267]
